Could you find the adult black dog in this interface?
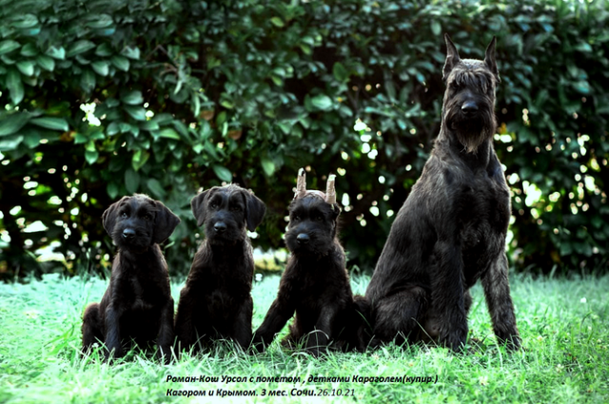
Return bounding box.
[366,35,521,352]
[82,194,180,362]
[174,184,266,352]
[253,170,369,356]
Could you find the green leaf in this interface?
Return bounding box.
[91,61,109,76]
[74,132,88,144]
[124,106,146,121]
[84,150,99,165]
[36,54,55,71]
[22,129,40,148]
[333,62,349,82]
[20,43,37,57]
[11,14,38,29]
[270,17,284,27]
[95,43,113,57]
[45,46,65,60]
[67,40,95,58]
[261,157,275,176]
[87,14,113,29]
[0,40,20,55]
[146,178,166,198]
[140,120,160,131]
[80,69,96,93]
[121,90,143,105]
[6,69,24,105]
[431,20,442,36]
[131,149,150,171]
[0,112,30,137]
[106,182,119,199]
[111,55,130,71]
[30,117,69,132]
[106,121,120,136]
[310,94,333,111]
[157,128,180,140]
[0,135,23,151]
[124,168,140,194]
[121,46,140,60]
[212,165,232,182]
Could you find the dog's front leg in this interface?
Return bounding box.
[232,297,253,350]
[156,298,175,362]
[252,291,296,352]
[103,304,124,361]
[431,240,468,352]
[306,306,337,357]
[482,253,521,350]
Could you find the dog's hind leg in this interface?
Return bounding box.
[370,286,428,347]
[82,303,103,352]
[481,253,520,350]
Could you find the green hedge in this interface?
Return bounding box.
[0,0,607,279]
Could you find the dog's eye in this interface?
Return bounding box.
[120,212,128,219]
[143,214,152,221]
[314,215,324,222]
[292,215,300,221]
[230,206,242,212]
[210,202,218,210]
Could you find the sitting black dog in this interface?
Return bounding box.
[81,194,180,362]
[174,184,266,352]
[252,169,369,356]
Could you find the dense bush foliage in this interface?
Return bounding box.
[0,0,607,279]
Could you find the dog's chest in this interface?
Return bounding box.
[125,276,160,311]
[457,175,510,280]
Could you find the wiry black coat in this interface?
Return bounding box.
[366,35,520,351]
[174,184,266,352]
[253,196,369,356]
[81,194,180,362]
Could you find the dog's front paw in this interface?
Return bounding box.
[250,333,268,354]
[155,345,174,364]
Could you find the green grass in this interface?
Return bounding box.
[1,272,608,403]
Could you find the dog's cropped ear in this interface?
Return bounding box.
[152,201,181,244]
[443,33,461,81]
[102,196,129,237]
[244,191,266,232]
[191,189,211,227]
[484,36,500,82]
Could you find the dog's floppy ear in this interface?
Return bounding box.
[152,200,181,244]
[244,191,266,232]
[102,196,129,236]
[191,189,211,227]
[443,33,461,81]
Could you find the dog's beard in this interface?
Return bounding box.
[113,231,152,253]
[445,109,496,153]
[285,232,333,258]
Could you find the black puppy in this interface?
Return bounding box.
[253,170,369,356]
[174,184,266,352]
[81,194,180,362]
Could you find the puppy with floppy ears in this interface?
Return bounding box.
[81,194,180,362]
[174,184,266,352]
[252,169,370,356]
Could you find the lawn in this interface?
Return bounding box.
[0,271,607,403]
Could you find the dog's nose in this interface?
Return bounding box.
[461,101,478,114]
[296,233,309,244]
[214,222,227,233]
[122,228,135,240]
